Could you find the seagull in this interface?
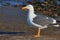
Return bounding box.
[22,4,59,37]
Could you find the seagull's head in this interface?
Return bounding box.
[22,4,34,10]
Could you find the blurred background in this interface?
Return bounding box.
[0,0,60,33]
[0,0,60,35]
[0,0,60,40]
[0,0,60,17]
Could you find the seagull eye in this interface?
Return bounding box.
[28,5,30,7]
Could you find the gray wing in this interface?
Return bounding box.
[33,14,54,26]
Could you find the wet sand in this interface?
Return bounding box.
[0,6,60,40]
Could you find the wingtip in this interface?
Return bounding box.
[52,19,56,24]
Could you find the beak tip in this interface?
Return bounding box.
[22,7,27,10]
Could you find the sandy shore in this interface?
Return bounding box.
[0,6,60,40]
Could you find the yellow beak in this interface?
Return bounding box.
[22,7,27,10]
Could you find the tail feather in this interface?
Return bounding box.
[52,25,59,27]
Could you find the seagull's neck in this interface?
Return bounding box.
[29,8,34,14]
[28,8,36,19]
